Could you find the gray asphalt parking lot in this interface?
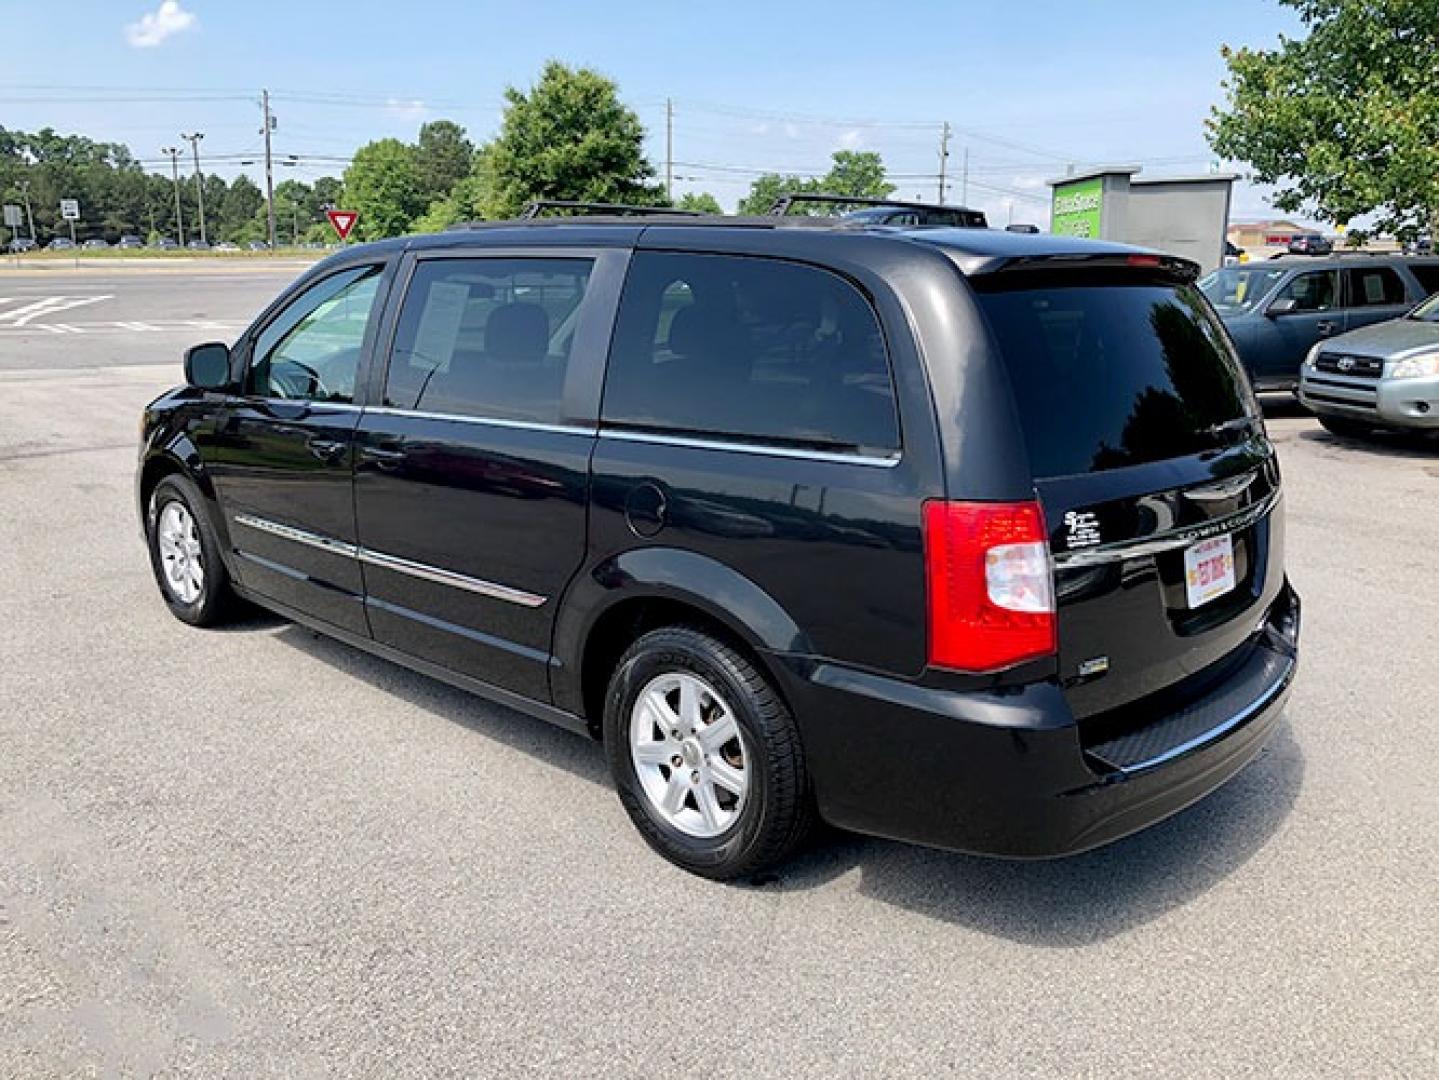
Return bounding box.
[1,266,1436,1077]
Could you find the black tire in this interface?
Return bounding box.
[1318,414,1371,439]
[145,474,237,627]
[603,626,814,881]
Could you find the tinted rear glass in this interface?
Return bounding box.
[974,276,1255,478]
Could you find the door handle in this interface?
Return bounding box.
[1316,320,1337,334]
[308,437,347,462]
[359,444,405,470]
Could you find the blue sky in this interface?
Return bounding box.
[1,0,1307,223]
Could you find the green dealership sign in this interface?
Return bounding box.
[1051,177,1103,238]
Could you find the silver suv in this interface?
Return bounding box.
[1298,289,1439,437]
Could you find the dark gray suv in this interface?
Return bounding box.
[1199,256,1439,390]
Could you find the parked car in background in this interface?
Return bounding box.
[185,240,210,251]
[138,214,1298,879]
[1200,255,1439,390]
[214,241,240,251]
[1224,240,1245,266]
[7,237,37,253]
[1298,289,1439,437]
[47,237,75,251]
[246,241,269,251]
[152,237,179,250]
[117,234,144,249]
[1287,233,1333,256]
[82,238,109,249]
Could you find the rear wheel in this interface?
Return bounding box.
[145,474,237,626]
[1318,414,1371,439]
[603,626,813,880]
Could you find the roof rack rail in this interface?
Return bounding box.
[766,192,986,225]
[519,200,703,220]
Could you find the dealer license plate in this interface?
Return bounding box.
[1184,534,1236,608]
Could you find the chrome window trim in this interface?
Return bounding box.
[598,428,903,469]
[363,406,597,438]
[231,513,546,608]
[1053,489,1280,569]
[240,398,364,412]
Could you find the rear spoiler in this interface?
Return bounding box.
[955,250,1201,282]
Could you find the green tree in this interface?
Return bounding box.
[824,150,894,202]
[343,138,425,239]
[737,150,894,215]
[273,179,317,245]
[676,191,723,214]
[219,176,264,243]
[484,61,663,219]
[414,120,475,203]
[1208,0,1439,239]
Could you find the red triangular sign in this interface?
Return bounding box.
[326,210,358,240]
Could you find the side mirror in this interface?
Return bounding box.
[1266,297,1298,317]
[184,342,232,390]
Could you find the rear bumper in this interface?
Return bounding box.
[770,581,1299,858]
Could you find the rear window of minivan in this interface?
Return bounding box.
[603,252,900,452]
[973,272,1256,478]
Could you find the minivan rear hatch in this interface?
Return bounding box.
[970,257,1286,722]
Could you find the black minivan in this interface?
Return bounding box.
[139,215,1299,879]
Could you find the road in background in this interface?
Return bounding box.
[1,275,1436,1077]
[0,264,304,372]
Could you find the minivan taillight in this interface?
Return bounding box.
[923,500,1056,672]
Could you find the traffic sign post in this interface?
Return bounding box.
[60,198,80,250]
[3,205,20,263]
[326,209,358,244]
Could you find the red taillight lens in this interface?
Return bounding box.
[923,500,1056,672]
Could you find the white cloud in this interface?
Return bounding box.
[385,97,429,119]
[124,2,198,48]
[837,129,864,150]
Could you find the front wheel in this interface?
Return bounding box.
[603,626,814,880]
[145,474,237,627]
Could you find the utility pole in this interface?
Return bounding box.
[261,89,277,250]
[181,132,206,245]
[162,147,185,242]
[17,178,35,241]
[960,146,970,207]
[665,98,674,202]
[937,122,951,203]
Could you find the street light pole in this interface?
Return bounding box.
[161,147,185,243]
[17,178,35,241]
[181,132,206,245]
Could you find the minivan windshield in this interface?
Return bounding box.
[1198,266,1286,314]
[974,274,1257,478]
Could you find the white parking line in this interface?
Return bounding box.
[0,295,114,326]
[0,317,249,336]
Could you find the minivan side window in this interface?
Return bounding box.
[384,257,593,423]
[603,252,899,452]
[248,265,382,402]
[1273,270,1337,312]
[1343,266,1407,307]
